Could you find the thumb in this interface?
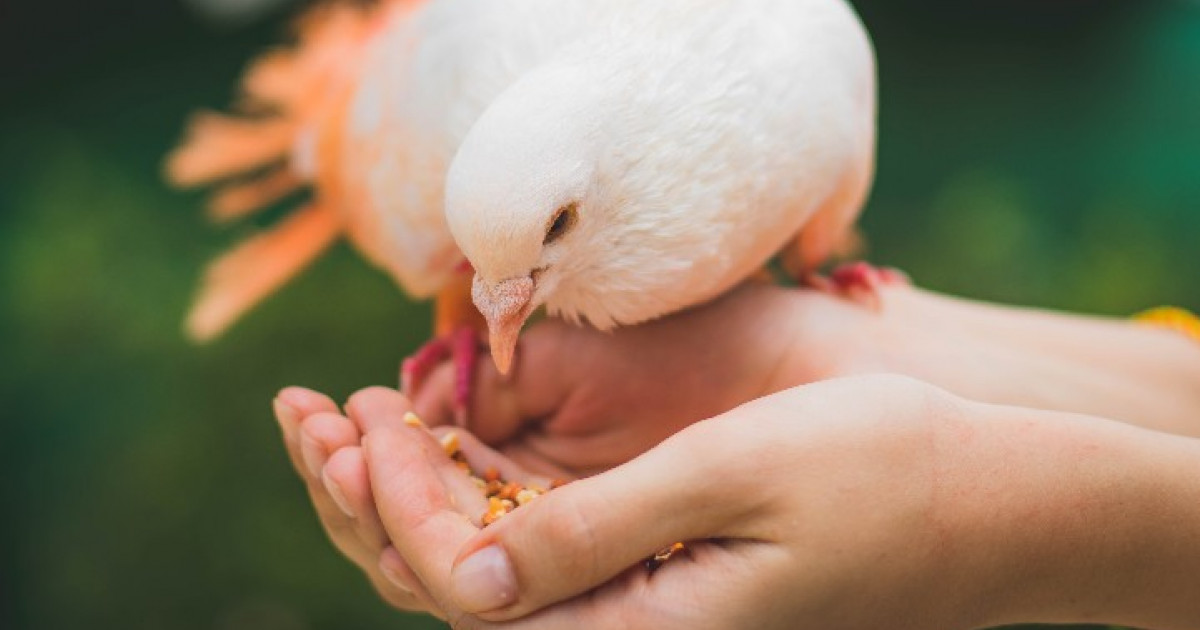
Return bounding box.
[448,417,766,621]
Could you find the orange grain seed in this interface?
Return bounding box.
[439,431,460,457]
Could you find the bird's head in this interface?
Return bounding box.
[444,65,626,374]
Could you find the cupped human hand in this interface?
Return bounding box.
[410,281,1200,471]
[350,375,993,630]
[359,374,1200,630]
[406,282,894,479]
[280,361,1200,629]
[270,282,891,620]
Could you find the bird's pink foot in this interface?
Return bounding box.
[400,326,481,426]
[804,262,909,310]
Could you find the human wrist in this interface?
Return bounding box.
[947,404,1200,629]
[760,288,887,392]
[880,290,1200,435]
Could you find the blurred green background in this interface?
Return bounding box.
[2,0,1196,628]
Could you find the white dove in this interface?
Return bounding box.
[166,0,885,421]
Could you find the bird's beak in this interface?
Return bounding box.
[471,273,535,375]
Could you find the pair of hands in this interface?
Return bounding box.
[275,379,980,629]
[273,284,986,628]
[272,283,1200,629]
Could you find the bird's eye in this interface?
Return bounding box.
[543,202,578,245]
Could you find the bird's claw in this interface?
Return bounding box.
[804,262,909,310]
[401,326,482,426]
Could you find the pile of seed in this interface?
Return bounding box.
[407,411,683,570]
[425,424,567,526]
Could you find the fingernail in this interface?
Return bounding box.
[321,468,355,518]
[299,432,323,478]
[452,545,517,613]
[379,560,414,596]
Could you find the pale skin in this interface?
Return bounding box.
[272,284,1200,628]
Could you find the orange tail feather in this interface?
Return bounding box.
[207,168,304,223]
[187,202,340,342]
[165,112,296,187]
